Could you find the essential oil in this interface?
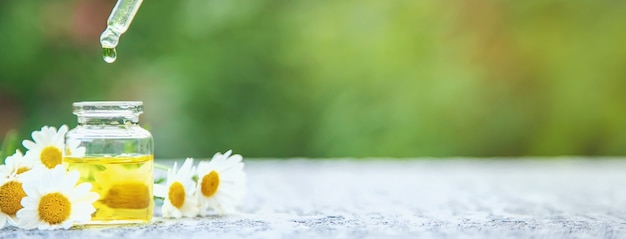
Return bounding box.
[65,155,153,224]
[102,47,117,63]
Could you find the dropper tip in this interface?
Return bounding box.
[103,47,117,63]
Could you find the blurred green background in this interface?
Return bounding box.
[1,0,626,158]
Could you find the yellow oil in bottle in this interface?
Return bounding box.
[64,155,153,224]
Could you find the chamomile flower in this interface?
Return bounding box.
[0,169,27,228]
[156,158,199,218]
[0,150,36,178]
[16,165,98,230]
[22,125,85,169]
[196,150,246,215]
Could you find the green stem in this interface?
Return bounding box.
[0,130,18,164]
[154,162,170,171]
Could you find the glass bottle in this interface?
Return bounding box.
[64,101,153,224]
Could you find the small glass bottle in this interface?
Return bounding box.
[64,101,153,224]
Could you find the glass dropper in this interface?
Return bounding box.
[100,0,144,63]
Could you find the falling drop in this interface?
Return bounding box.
[103,48,117,63]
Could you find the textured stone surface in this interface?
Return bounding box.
[2,158,626,238]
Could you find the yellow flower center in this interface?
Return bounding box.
[40,146,63,169]
[200,171,220,197]
[168,182,186,209]
[38,192,71,225]
[16,167,30,175]
[101,182,150,209]
[0,181,26,216]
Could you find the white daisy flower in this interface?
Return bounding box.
[0,150,36,178]
[16,165,98,230]
[22,125,85,169]
[155,158,199,218]
[0,168,28,228]
[196,150,246,215]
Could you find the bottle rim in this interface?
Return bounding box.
[73,101,142,108]
[73,101,143,116]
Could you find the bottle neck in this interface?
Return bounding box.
[77,115,139,126]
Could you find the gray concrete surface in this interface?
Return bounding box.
[2,158,626,238]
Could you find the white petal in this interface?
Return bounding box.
[77,192,100,204]
[22,140,37,151]
[55,125,69,144]
[178,158,194,177]
[212,152,224,161]
[169,161,179,180]
[180,198,200,217]
[196,161,210,175]
[214,195,237,214]
[43,127,56,145]
[21,196,39,208]
[52,164,67,176]
[52,140,65,152]
[38,223,52,230]
[154,184,167,198]
[62,170,80,192]
[69,183,92,200]
[213,159,237,172]
[223,150,233,159]
[67,139,80,148]
[16,209,39,229]
[19,220,39,230]
[39,172,56,192]
[16,208,36,219]
[6,215,20,227]
[213,189,239,203]
[218,166,245,179]
[31,129,46,145]
[32,174,50,195]
[21,179,41,198]
[183,181,197,194]
[72,147,86,157]
[228,154,243,163]
[72,203,96,220]
[70,212,91,224]
[162,201,182,219]
[0,166,11,178]
[0,214,7,228]
[61,220,73,229]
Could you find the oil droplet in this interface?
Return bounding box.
[103,48,117,63]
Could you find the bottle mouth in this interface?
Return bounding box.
[73,101,143,119]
